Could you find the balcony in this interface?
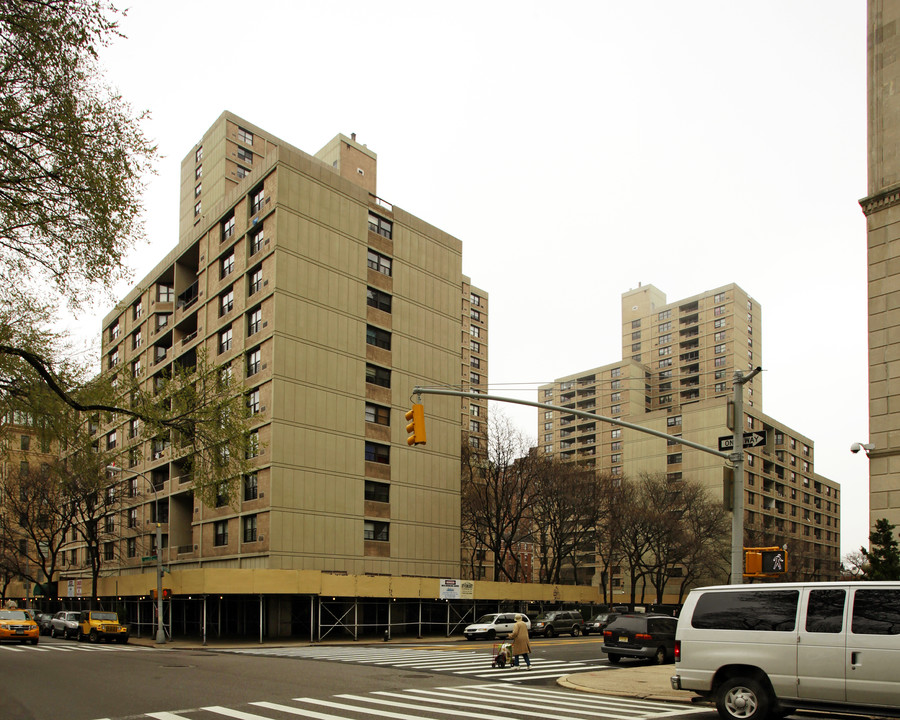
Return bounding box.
[177,281,199,311]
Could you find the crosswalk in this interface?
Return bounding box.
[0,640,153,653]
[107,683,697,720]
[213,646,605,682]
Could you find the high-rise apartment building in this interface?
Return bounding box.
[72,112,487,582]
[540,284,841,585]
[862,0,900,531]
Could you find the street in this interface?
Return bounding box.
[0,635,709,720]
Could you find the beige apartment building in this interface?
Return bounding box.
[56,113,493,593]
[540,284,841,587]
[862,0,900,532]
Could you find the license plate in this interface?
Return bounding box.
[15,629,23,634]
[618,635,628,643]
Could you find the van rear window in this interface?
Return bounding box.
[691,590,798,631]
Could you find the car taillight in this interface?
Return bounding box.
[674,640,681,662]
[603,630,612,638]
[635,633,652,640]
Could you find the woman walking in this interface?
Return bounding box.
[509,614,531,669]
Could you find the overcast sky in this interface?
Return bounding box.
[75,1,869,558]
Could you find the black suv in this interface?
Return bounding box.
[583,611,620,636]
[601,613,677,664]
[531,610,584,637]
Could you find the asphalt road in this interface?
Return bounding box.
[0,634,702,720]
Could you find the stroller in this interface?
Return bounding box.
[491,642,512,668]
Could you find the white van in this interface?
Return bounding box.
[670,582,900,720]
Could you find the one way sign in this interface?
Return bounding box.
[718,431,767,451]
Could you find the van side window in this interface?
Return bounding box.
[851,589,900,635]
[691,590,799,631]
[805,589,845,633]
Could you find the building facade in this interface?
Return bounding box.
[862,0,900,531]
[68,112,488,584]
[539,284,841,587]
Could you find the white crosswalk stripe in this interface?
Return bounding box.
[214,646,603,682]
[105,683,697,720]
[0,641,151,653]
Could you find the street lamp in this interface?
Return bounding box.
[106,465,166,644]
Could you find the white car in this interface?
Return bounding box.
[463,612,530,640]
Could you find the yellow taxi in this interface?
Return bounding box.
[0,609,40,645]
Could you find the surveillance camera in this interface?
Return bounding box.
[850,442,861,454]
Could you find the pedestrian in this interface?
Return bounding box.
[509,613,531,669]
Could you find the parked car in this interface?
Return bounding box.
[670,581,900,720]
[531,610,584,638]
[602,613,677,664]
[77,610,129,643]
[0,609,39,645]
[463,612,530,640]
[37,612,53,635]
[583,612,620,636]
[50,610,81,639]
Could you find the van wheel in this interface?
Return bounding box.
[607,653,621,664]
[653,646,667,664]
[716,676,771,720]
[487,630,496,640]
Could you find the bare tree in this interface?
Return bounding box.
[461,411,538,582]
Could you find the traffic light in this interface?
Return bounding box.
[150,588,173,600]
[405,403,426,446]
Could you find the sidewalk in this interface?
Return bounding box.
[557,664,703,704]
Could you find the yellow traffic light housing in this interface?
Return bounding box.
[405,403,426,445]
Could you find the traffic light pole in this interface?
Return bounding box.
[412,382,757,584]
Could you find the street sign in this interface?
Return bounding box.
[141,555,158,563]
[718,431,767,451]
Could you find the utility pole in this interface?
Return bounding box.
[730,366,763,585]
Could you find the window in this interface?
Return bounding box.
[247,430,259,458]
[219,326,233,354]
[714,292,726,303]
[157,283,174,303]
[367,287,392,313]
[365,403,390,426]
[250,229,264,255]
[366,363,391,387]
[659,346,672,356]
[631,319,641,329]
[222,215,235,242]
[691,590,798,631]
[715,356,727,367]
[364,442,390,464]
[250,187,264,215]
[126,538,136,558]
[659,358,672,368]
[611,453,622,463]
[195,164,202,180]
[470,325,481,338]
[236,165,250,179]
[850,590,900,633]
[127,508,137,528]
[365,480,390,503]
[214,520,228,547]
[611,380,621,390]
[247,307,262,335]
[364,520,389,541]
[132,358,142,377]
[470,371,480,384]
[667,415,682,426]
[611,428,621,439]
[156,313,170,331]
[248,266,263,295]
[715,331,726,341]
[104,542,115,561]
[632,330,641,340]
[129,418,141,438]
[659,321,671,332]
[366,325,391,350]
[247,388,260,415]
[237,146,253,164]
[470,308,481,322]
[658,309,671,320]
[611,367,621,377]
[714,318,726,328]
[243,515,258,543]
[132,330,142,349]
[714,305,726,316]
[237,127,253,146]
[195,182,202,197]
[368,213,392,239]
[667,453,682,464]
[109,321,120,341]
[715,382,727,393]
[243,473,258,501]
[470,420,481,432]
[632,342,641,352]
[470,292,481,306]
[659,333,672,344]
[219,288,234,316]
[106,430,116,450]
[194,200,201,217]
[133,299,143,320]
[470,340,481,353]
[221,251,235,278]
[610,404,621,414]
[715,343,726,354]
[247,348,261,376]
[367,249,392,276]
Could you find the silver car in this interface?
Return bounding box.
[50,611,80,639]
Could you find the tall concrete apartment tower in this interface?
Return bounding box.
[92,112,487,582]
[862,0,900,531]
[540,284,841,585]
